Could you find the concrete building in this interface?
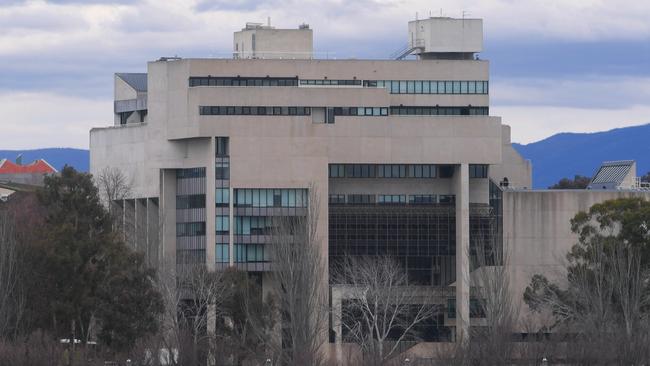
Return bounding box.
[89,16,649,360]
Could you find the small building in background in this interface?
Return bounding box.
[0,156,57,186]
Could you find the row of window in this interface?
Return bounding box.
[176,167,206,179]
[189,77,298,87]
[176,222,206,237]
[189,76,488,95]
[329,194,456,205]
[200,106,311,116]
[329,164,453,179]
[177,194,205,209]
[234,188,308,208]
[390,106,488,116]
[234,244,269,263]
[365,80,488,94]
[234,216,274,235]
[199,106,488,117]
[300,79,361,86]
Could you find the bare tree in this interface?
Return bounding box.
[334,256,437,366]
[96,167,136,248]
[156,262,231,366]
[467,230,520,365]
[269,185,328,365]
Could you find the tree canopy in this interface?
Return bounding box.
[548,175,591,189]
[524,197,650,359]
[3,166,163,352]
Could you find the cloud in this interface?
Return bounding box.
[493,104,650,144]
[0,92,111,150]
[1,0,650,148]
[491,77,650,109]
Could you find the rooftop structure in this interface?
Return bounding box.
[233,20,313,60]
[588,160,637,190]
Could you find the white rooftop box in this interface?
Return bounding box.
[408,17,483,54]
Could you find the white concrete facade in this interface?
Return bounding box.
[89,17,650,361]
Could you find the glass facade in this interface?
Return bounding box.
[232,188,308,268]
[365,80,488,94]
[215,137,230,265]
[234,188,308,208]
[176,167,206,266]
[189,76,488,95]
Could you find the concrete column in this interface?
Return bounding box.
[454,163,470,343]
[229,186,234,267]
[331,287,343,365]
[206,137,216,270]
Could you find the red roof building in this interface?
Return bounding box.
[0,159,57,174]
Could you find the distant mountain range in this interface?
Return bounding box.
[513,123,650,188]
[0,148,89,173]
[2,123,649,189]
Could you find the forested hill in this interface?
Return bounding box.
[513,123,650,189]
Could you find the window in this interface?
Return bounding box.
[389,106,489,116]
[216,243,229,263]
[453,81,461,94]
[189,77,297,87]
[439,165,454,178]
[409,195,437,204]
[176,194,205,209]
[176,222,206,236]
[216,160,230,180]
[216,188,229,206]
[215,137,229,156]
[469,164,488,178]
[329,194,346,204]
[234,189,308,208]
[378,195,406,204]
[216,215,229,234]
[176,167,206,179]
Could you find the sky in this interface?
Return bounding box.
[1,0,649,149]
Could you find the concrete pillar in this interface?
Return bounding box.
[206,137,216,270]
[454,163,470,343]
[332,287,343,365]
[160,169,177,266]
[229,186,234,267]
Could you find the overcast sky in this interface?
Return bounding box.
[1,0,649,149]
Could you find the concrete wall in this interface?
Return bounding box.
[233,28,313,59]
[503,189,650,330]
[409,18,483,53]
[490,125,532,189]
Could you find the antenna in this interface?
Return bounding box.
[267,16,271,27]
